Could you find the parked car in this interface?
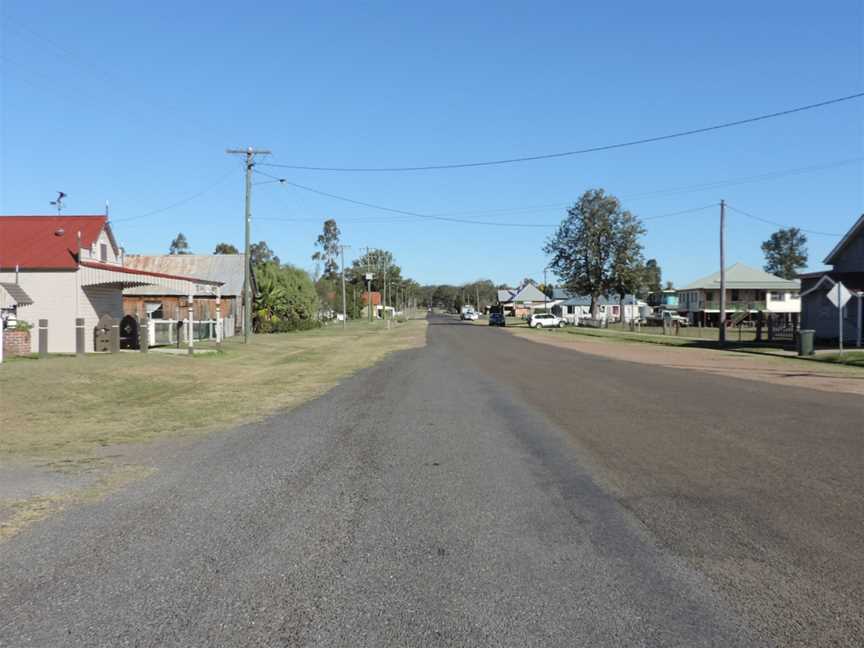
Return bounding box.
[529,313,565,329]
[488,312,506,327]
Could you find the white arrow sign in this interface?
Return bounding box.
[827,282,852,309]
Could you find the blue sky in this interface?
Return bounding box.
[1,1,862,287]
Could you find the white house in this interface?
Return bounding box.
[0,215,222,353]
[677,262,800,326]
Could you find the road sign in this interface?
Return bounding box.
[827,282,852,309]
[365,273,374,281]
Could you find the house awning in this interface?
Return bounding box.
[0,282,34,307]
[79,261,222,295]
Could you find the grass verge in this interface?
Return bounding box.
[0,319,427,461]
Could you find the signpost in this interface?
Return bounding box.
[827,281,852,354]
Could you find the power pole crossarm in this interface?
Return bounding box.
[226,147,271,343]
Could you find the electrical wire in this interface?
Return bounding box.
[724,204,842,237]
[112,168,239,224]
[259,93,864,172]
[255,169,718,228]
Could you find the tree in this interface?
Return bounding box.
[609,210,646,320]
[642,259,662,295]
[762,228,808,279]
[250,241,279,267]
[349,249,401,293]
[311,219,341,280]
[213,243,239,254]
[253,262,320,332]
[544,189,643,317]
[169,233,190,255]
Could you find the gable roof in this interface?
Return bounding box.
[497,288,515,303]
[511,283,547,303]
[123,254,247,296]
[681,262,799,291]
[823,213,864,265]
[0,215,107,270]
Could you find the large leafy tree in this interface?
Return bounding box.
[642,259,662,295]
[169,233,191,255]
[610,210,646,318]
[253,262,319,332]
[762,228,808,279]
[213,242,239,254]
[349,249,401,293]
[250,240,279,267]
[544,189,644,317]
[311,219,341,280]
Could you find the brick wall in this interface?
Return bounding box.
[3,329,31,356]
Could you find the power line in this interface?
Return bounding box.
[255,169,718,228]
[724,204,842,237]
[112,168,239,224]
[254,170,554,228]
[259,92,864,172]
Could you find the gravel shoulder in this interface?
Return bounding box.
[505,325,864,395]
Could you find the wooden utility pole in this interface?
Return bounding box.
[719,200,727,345]
[226,146,271,343]
[339,244,351,329]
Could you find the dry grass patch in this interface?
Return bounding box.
[0,320,427,461]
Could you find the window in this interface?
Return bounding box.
[731,290,740,301]
[770,292,785,301]
[705,292,713,301]
[100,243,107,262]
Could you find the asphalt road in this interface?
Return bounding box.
[1,315,861,647]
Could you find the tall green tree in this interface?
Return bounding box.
[544,189,643,317]
[250,240,279,266]
[169,232,191,255]
[253,262,319,332]
[610,210,646,319]
[761,228,808,279]
[312,219,341,280]
[642,259,662,295]
[213,242,239,254]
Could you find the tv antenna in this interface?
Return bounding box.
[50,191,67,215]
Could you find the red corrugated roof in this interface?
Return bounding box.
[0,215,107,270]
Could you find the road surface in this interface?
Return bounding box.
[1,315,861,647]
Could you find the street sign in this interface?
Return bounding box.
[827,282,852,309]
[365,273,374,281]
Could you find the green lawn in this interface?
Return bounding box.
[0,319,427,460]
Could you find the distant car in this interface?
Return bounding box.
[488,312,506,327]
[662,311,689,327]
[529,313,565,329]
[460,310,479,321]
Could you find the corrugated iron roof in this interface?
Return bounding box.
[124,254,246,296]
[681,262,800,290]
[0,215,106,270]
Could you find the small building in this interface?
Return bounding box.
[123,254,249,339]
[496,283,549,317]
[550,290,644,323]
[799,214,864,344]
[676,262,800,326]
[0,215,222,353]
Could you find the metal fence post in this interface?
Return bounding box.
[76,318,85,355]
[140,315,149,353]
[38,319,48,357]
